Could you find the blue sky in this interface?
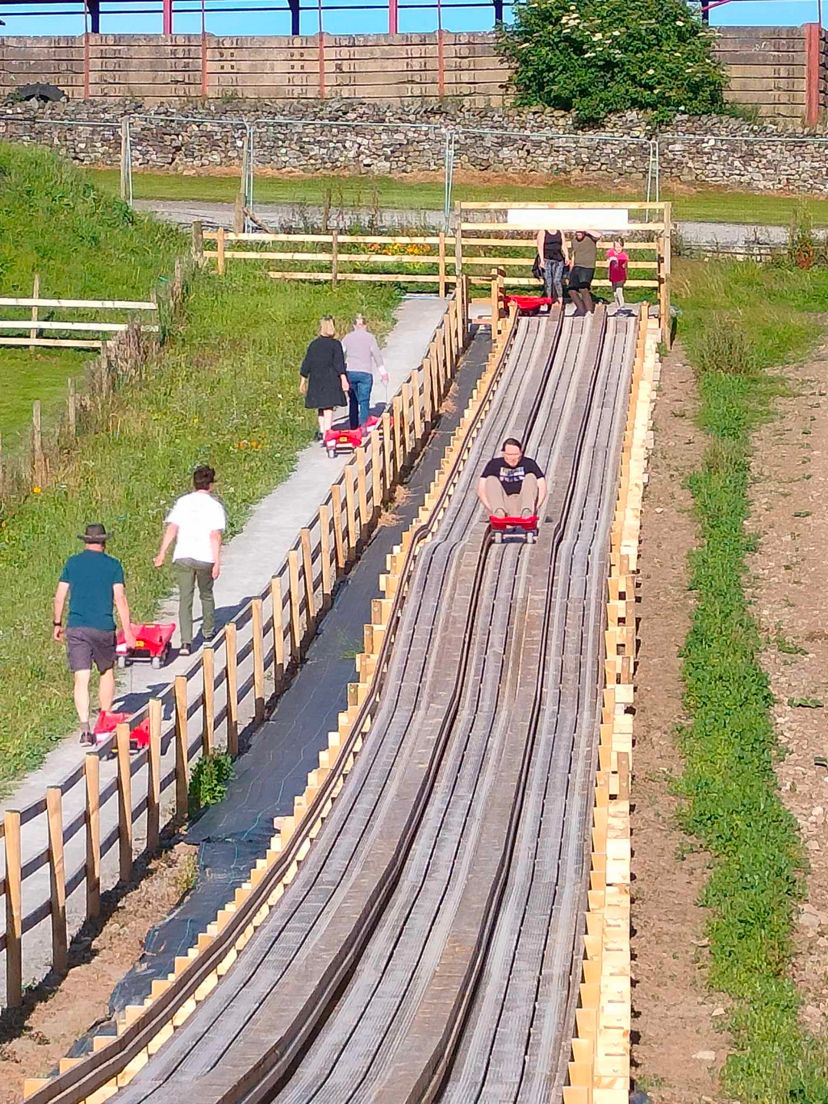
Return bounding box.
[0,0,820,39]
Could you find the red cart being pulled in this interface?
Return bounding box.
[489,514,539,544]
[116,622,176,669]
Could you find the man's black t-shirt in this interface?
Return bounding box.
[481,456,544,495]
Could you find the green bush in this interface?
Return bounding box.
[188,752,234,817]
[497,0,726,125]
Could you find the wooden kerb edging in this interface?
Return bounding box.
[20,285,511,1104]
[562,303,660,1104]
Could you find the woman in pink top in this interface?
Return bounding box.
[607,238,629,311]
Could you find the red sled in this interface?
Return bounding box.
[505,294,555,316]
[489,514,539,544]
[93,711,150,752]
[116,622,176,670]
[324,416,382,458]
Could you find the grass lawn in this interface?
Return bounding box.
[88,166,828,227]
[0,264,398,786]
[0,143,183,444]
[674,256,828,1102]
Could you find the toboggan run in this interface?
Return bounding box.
[22,295,659,1104]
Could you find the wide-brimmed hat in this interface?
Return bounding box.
[77,523,112,543]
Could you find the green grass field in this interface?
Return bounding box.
[88,167,828,227]
[675,257,828,1102]
[0,144,183,445]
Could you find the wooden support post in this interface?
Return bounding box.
[300,527,316,633]
[30,273,40,347]
[216,226,226,275]
[4,810,22,1008]
[147,699,162,852]
[422,353,434,426]
[369,433,382,517]
[490,273,499,333]
[288,550,302,660]
[202,645,215,756]
[233,193,244,235]
[174,675,189,823]
[454,215,463,281]
[252,597,266,723]
[67,378,77,439]
[116,723,133,884]
[192,221,204,263]
[224,623,239,756]
[331,230,339,286]
[85,752,101,920]
[344,466,358,558]
[269,576,286,685]
[319,505,334,604]
[381,410,393,488]
[412,370,423,442]
[32,400,45,487]
[438,231,447,298]
[355,447,369,532]
[46,787,68,976]
[331,483,346,569]
[392,395,403,473]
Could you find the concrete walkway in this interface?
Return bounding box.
[0,294,448,1000]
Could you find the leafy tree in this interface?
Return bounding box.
[497,0,727,125]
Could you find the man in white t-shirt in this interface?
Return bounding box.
[154,465,226,655]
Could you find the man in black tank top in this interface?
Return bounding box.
[535,227,569,302]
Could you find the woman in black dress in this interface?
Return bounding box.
[299,317,350,440]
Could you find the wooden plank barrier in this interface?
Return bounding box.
[562,302,660,1104]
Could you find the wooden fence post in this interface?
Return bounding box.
[344,466,358,559]
[438,232,446,298]
[202,646,215,756]
[216,226,226,276]
[369,433,383,517]
[270,576,286,686]
[85,752,100,920]
[5,810,22,1008]
[411,370,423,442]
[174,675,189,822]
[147,699,162,853]
[319,505,334,607]
[331,483,346,570]
[116,723,132,884]
[32,400,45,487]
[300,528,316,635]
[67,378,77,439]
[30,273,40,348]
[355,448,369,531]
[381,411,393,489]
[224,623,239,757]
[331,230,339,286]
[400,382,413,458]
[46,787,68,976]
[192,221,204,263]
[252,597,266,722]
[288,550,302,660]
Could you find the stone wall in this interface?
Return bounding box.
[2,99,828,194]
[0,27,825,123]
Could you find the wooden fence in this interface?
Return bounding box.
[0,275,159,351]
[0,280,469,1011]
[198,200,671,345]
[0,259,189,508]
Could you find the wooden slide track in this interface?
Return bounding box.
[26,305,640,1104]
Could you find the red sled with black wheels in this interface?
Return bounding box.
[324,416,382,458]
[489,514,539,544]
[116,622,176,670]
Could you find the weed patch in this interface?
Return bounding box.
[188,752,234,817]
[675,257,828,1101]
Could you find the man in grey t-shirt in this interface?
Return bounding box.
[341,314,389,430]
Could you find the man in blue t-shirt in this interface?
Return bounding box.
[53,523,135,746]
[478,437,547,519]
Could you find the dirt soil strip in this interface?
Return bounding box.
[747,332,828,1038]
[0,843,195,1104]
[631,346,731,1104]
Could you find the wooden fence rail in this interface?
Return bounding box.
[0,280,470,1010]
[0,274,159,351]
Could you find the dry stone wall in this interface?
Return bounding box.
[2,98,828,194]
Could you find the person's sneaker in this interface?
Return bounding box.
[79,730,94,747]
[179,643,191,657]
[520,508,534,518]
[493,508,507,518]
